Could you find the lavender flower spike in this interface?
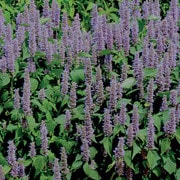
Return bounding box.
[53,158,62,180]
[40,121,48,156]
[18,158,25,177]
[22,68,32,116]
[103,108,112,136]
[164,108,176,136]
[30,142,36,158]
[127,123,134,147]
[14,88,20,109]
[114,137,125,176]
[60,147,69,175]
[80,126,90,162]
[7,140,16,166]
[69,82,77,109]
[147,115,155,149]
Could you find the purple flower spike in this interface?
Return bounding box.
[103,108,112,136]
[7,140,16,166]
[170,90,177,107]
[114,137,125,176]
[84,105,94,144]
[132,104,139,137]
[30,142,36,158]
[69,82,77,109]
[60,147,69,175]
[40,121,48,156]
[14,88,20,109]
[164,108,176,135]
[80,126,90,162]
[53,158,62,180]
[119,103,127,125]
[22,68,32,116]
[127,123,134,147]
[147,115,155,149]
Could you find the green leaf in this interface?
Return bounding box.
[83,162,101,180]
[153,115,161,132]
[24,159,32,167]
[0,153,8,165]
[90,147,98,159]
[55,114,65,125]
[144,68,157,78]
[46,119,56,134]
[164,157,176,174]
[27,116,37,132]
[116,98,131,109]
[102,137,112,157]
[160,138,170,154]
[147,150,161,170]
[99,49,112,56]
[137,129,146,141]
[121,77,136,89]
[132,141,141,159]
[124,150,134,169]
[33,155,46,171]
[0,73,10,87]
[70,69,84,83]
[86,2,94,11]
[7,124,17,132]
[2,165,11,175]
[40,17,51,25]
[106,161,115,173]
[175,168,180,179]
[175,128,180,143]
[30,78,39,94]
[148,15,159,20]
[78,52,92,58]
[113,125,125,137]
[22,44,31,60]
[71,160,83,170]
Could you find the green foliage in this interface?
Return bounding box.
[0,0,179,179]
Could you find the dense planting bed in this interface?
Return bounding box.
[0,0,179,179]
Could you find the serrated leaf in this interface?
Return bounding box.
[153,115,161,132]
[2,165,11,175]
[99,49,112,56]
[121,77,136,89]
[90,147,98,159]
[144,68,157,78]
[106,161,115,173]
[132,141,141,159]
[148,15,159,20]
[160,138,170,154]
[124,150,134,169]
[7,124,17,132]
[78,52,92,58]
[0,73,10,87]
[40,17,51,25]
[102,137,112,157]
[55,114,65,124]
[83,162,101,180]
[86,2,94,11]
[70,69,84,83]
[164,157,176,174]
[175,168,180,179]
[71,160,83,171]
[46,119,56,134]
[30,78,38,93]
[33,155,46,171]
[27,116,36,132]
[147,150,161,169]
